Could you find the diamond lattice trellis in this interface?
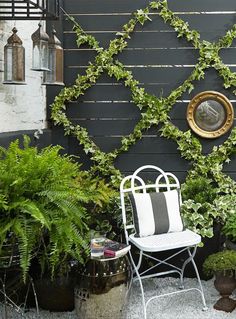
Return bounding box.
[51,0,236,187]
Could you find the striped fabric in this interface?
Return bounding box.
[129,189,184,237]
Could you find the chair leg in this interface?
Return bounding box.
[179,247,207,310]
[189,252,208,311]
[128,250,147,319]
[179,247,198,289]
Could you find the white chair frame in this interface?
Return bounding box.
[120,165,207,319]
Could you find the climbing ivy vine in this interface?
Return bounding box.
[51,0,236,236]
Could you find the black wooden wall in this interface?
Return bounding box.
[47,0,236,182]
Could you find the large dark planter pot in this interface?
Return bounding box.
[35,275,75,312]
[194,222,224,279]
[213,271,236,313]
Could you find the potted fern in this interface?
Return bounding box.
[0,136,116,310]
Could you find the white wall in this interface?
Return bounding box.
[0,20,47,133]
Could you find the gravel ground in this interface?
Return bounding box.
[1,277,236,319]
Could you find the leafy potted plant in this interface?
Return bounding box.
[203,249,236,312]
[0,136,116,311]
[181,176,219,238]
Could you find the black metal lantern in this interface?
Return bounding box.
[3,27,26,85]
[42,28,64,86]
[31,22,50,71]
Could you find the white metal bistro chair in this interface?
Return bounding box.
[120,165,207,319]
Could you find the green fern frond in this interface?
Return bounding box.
[12,218,40,281]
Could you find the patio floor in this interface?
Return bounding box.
[1,277,236,319]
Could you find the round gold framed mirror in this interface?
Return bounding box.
[187,91,234,138]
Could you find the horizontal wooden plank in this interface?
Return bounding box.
[64,31,194,50]
[118,47,198,65]
[66,102,141,119]
[65,66,236,87]
[69,118,196,136]
[114,153,191,171]
[93,135,179,154]
[64,49,97,66]
[63,0,151,14]
[66,101,188,120]
[63,14,236,34]
[67,101,224,121]
[182,83,236,101]
[115,152,236,174]
[71,119,139,135]
[75,84,132,101]
[61,83,236,105]
[63,0,236,14]
[220,48,236,64]
[63,13,171,32]
[64,31,236,50]
[66,83,169,101]
[64,48,199,67]
[67,134,179,154]
[67,127,236,159]
[143,85,236,100]
[170,100,236,121]
[168,0,236,12]
[64,66,195,86]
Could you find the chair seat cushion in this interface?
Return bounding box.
[129,189,183,237]
[129,229,201,252]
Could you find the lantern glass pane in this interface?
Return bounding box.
[4,46,13,82]
[43,47,64,85]
[4,45,25,84]
[32,40,49,71]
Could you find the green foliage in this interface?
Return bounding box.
[182,176,217,204]
[181,200,218,239]
[75,172,120,239]
[203,250,236,277]
[88,195,123,241]
[0,136,113,280]
[180,177,236,239]
[222,211,236,243]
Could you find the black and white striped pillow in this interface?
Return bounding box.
[129,189,184,237]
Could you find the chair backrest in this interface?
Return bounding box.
[120,165,181,243]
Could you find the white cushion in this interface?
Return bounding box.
[129,189,184,237]
[129,229,201,252]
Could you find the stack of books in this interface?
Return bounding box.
[104,239,130,258]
